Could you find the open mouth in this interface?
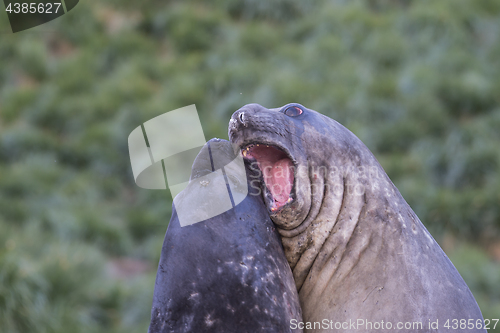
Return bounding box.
[241,144,294,212]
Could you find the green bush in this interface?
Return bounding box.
[1,0,499,331]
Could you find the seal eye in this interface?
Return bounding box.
[283,106,303,117]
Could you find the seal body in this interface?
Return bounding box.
[148,139,302,333]
[229,103,485,333]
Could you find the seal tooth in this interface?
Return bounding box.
[243,150,247,157]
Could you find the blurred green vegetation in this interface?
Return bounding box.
[0,0,499,331]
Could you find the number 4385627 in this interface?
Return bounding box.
[444,318,499,330]
[6,3,62,14]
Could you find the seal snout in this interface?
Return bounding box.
[228,107,254,138]
[230,103,266,129]
[238,111,246,125]
[228,103,279,142]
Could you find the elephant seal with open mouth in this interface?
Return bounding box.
[148,138,302,333]
[229,103,485,332]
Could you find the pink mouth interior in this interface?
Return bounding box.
[242,145,294,210]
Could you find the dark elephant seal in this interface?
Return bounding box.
[148,138,302,333]
[228,103,485,332]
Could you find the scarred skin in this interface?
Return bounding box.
[229,103,485,333]
[148,139,302,333]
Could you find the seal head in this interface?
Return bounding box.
[229,103,485,332]
[229,103,377,286]
[148,138,303,333]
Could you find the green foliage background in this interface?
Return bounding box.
[0,0,499,331]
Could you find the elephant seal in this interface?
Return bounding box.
[148,138,302,333]
[229,103,485,332]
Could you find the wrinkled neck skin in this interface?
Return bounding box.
[273,117,393,292]
[230,104,485,332]
[229,104,394,283]
[229,104,411,313]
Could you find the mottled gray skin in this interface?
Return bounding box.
[229,104,485,333]
[148,139,302,333]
